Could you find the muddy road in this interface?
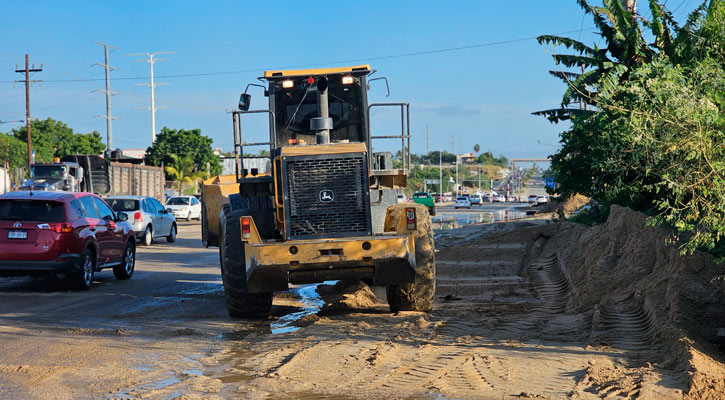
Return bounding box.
[0,218,717,399]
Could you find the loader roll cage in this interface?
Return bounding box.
[231,67,412,182]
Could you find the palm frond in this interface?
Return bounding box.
[552,54,605,68]
[548,70,581,83]
[532,107,595,124]
[537,35,601,56]
[597,64,629,99]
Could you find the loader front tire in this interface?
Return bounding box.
[219,204,272,318]
[386,204,436,312]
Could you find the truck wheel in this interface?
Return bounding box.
[386,204,436,312]
[219,204,272,318]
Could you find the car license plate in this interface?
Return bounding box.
[8,230,27,239]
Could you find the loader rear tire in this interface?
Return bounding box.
[219,204,272,318]
[386,204,436,312]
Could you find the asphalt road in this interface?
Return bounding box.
[0,220,227,334]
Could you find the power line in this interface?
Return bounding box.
[0,28,596,84]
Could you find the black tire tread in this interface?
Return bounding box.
[385,203,436,312]
[219,203,272,318]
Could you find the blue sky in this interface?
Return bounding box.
[0,1,700,160]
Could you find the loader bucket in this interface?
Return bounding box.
[201,174,239,247]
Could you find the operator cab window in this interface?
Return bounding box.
[272,75,366,146]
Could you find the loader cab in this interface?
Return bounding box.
[263,67,371,148]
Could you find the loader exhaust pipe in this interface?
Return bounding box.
[311,76,332,144]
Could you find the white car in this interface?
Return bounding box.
[454,196,471,209]
[396,193,407,204]
[166,196,202,221]
[492,194,506,203]
[536,195,549,204]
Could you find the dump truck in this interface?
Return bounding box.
[18,155,165,201]
[204,65,435,317]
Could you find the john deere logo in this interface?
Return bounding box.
[319,190,334,203]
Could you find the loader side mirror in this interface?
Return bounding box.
[238,93,251,111]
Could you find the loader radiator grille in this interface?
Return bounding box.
[283,153,371,239]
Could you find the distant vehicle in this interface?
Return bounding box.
[454,196,471,209]
[0,191,136,290]
[18,155,164,200]
[469,193,482,206]
[432,193,442,203]
[396,193,407,204]
[481,194,491,203]
[536,195,549,204]
[166,196,202,221]
[105,195,177,246]
[528,194,538,204]
[412,192,436,216]
[493,194,506,203]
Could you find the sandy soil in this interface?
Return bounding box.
[0,209,723,399]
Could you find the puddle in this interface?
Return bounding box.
[432,212,492,230]
[269,283,329,334]
[110,373,180,398]
[177,283,224,295]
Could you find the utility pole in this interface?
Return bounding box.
[439,150,442,195]
[425,124,430,155]
[129,51,174,143]
[14,54,42,170]
[452,136,458,196]
[93,41,118,153]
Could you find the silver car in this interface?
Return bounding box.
[105,195,177,246]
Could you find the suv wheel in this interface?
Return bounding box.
[73,249,95,291]
[113,241,135,280]
[166,223,177,243]
[142,225,153,246]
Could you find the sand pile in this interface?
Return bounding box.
[316,280,379,313]
[535,193,590,216]
[551,205,725,397]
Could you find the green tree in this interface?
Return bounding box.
[539,0,725,255]
[0,133,26,170]
[164,154,208,195]
[11,118,105,162]
[473,144,480,154]
[145,127,221,177]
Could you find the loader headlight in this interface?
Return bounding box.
[282,80,294,89]
[342,75,354,85]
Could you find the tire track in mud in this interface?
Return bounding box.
[483,251,591,343]
[375,349,501,398]
[591,294,659,352]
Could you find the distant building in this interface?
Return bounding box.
[458,152,476,164]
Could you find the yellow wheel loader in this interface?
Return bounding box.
[204,65,435,317]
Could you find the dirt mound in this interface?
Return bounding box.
[535,193,590,216]
[551,205,725,397]
[316,279,379,313]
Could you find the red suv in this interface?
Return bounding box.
[0,191,136,290]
